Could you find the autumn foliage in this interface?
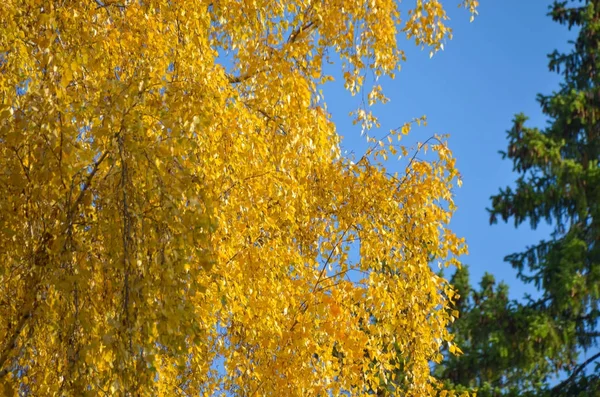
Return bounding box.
[0,0,476,395]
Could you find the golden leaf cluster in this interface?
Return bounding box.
[0,0,474,395]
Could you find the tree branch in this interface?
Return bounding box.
[0,302,38,379]
[0,150,109,379]
[552,351,600,393]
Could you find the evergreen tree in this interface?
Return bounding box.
[438,1,600,395]
[437,266,581,396]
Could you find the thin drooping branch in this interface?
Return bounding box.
[0,149,110,379]
[118,133,134,359]
[69,150,110,217]
[227,12,318,85]
[0,301,38,379]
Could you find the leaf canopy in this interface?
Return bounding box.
[0,0,475,395]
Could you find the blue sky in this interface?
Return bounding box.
[323,0,576,300]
